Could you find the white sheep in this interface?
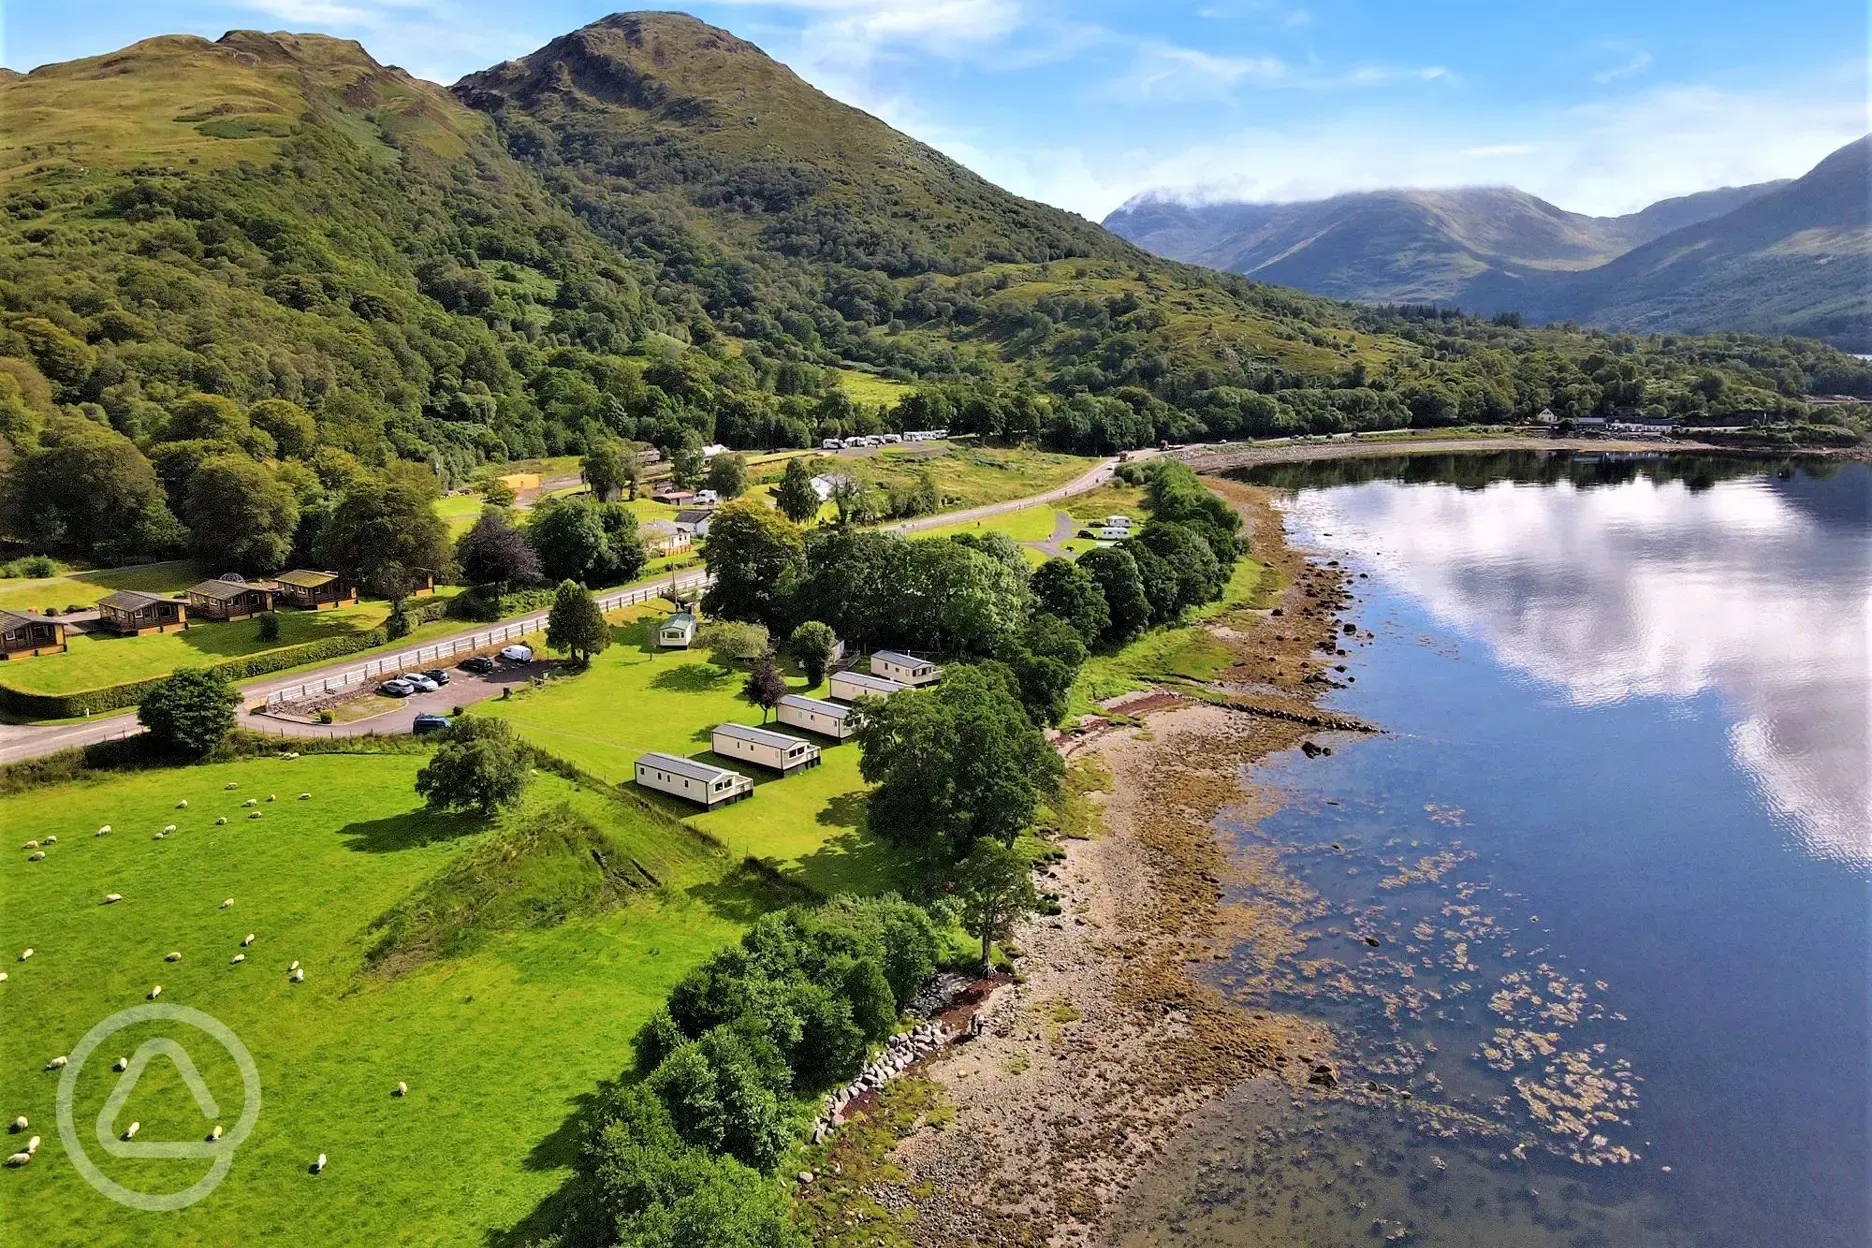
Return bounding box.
[288,960,299,972]
[23,1136,37,1155]
[42,836,54,844]
[147,985,162,1000]
[311,1153,327,1174]
[162,824,176,834]
[21,840,36,850]
[102,894,122,905]
[97,824,111,835]
[208,1124,223,1141]
[241,799,258,808]
[242,933,255,947]
[153,832,165,840]
[26,851,43,862]
[165,951,182,962]
[18,949,32,962]
[298,793,311,800]
[247,811,263,820]
[221,898,234,909]
[122,1122,139,1141]
[230,954,245,965]
[266,794,276,803]
[9,1117,24,1132]
[43,1056,65,1071]
[393,1081,408,1098]
[0,972,8,982]
[112,1057,128,1072]
[215,817,228,826]
[224,782,238,791]
[4,1153,27,1167]
[177,800,189,809]
[290,968,304,983]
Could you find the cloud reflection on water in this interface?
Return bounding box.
[1285,474,1871,866]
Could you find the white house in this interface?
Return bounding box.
[870,650,941,686]
[641,520,691,556]
[659,612,698,648]
[711,722,823,774]
[701,443,730,460]
[830,670,906,702]
[635,753,753,807]
[673,509,714,537]
[775,694,856,740]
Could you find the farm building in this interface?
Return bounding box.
[659,612,698,648]
[634,752,753,808]
[96,590,187,635]
[830,670,906,701]
[870,651,942,686]
[710,722,823,774]
[775,694,856,740]
[185,577,275,621]
[673,509,714,537]
[271,569,357,610]
[0,609,66,660]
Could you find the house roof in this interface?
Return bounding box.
[833,671,905,694]
[662,612,697,631]
[636,752,744,784]
[98,589,172,611]
[0,608,46,630]
[778,694,853,719]
[188,579,268,601]
[713,722,814,751]
[872,650,934,669]
[272,569,338,589]
[674,509,712,524]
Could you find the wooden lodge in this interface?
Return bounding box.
[272,569,357,610]
[186,577,275,621]
[97,590,188,635]
[0,609,67,660]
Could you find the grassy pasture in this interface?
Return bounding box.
[833,368,912,408]
[0,753,760,1247]
[0,560,201,615]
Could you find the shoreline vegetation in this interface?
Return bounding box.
[875,478,1378,1244]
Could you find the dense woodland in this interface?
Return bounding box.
[1,16,1867,566]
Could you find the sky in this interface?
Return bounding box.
[6,1,1867,220]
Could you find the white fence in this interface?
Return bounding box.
[263,570,710,709]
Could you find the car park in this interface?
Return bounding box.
[403,673,439,693]
[499,644,533,664]
[458,655,495,674]
[412,713,451,735]
[423,668,451,686]
[377,678,414,697]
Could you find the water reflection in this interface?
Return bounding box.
[1274,460,1871,865]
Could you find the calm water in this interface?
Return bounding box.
[1115,454,1871,1247]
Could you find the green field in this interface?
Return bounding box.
[914,502,1064,546]
[432,492,484,538]
[0,752,763,1247]
[834,368,913,408]
[0,561,201,615]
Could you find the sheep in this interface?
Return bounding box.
[299,793,311,801]
[177,800,189,809]
[241,799,258,808]
[21,840,36,850]
[392,1081,408,1098]
[153,832,165,840]
[96,824,111,836]
[288,960,299,972]
[102,894,122,905]
[241,933,255,947]
[122,1122,139,1141]
[112,1057,128,1072]
[9,1117,24,1132]
[225,782,238,791]
[230,954,245,966]
[0,972,7,982]
[215,817,228,826]
[247,811,263,820]
[162,824,176,834]
[311,1153,327,1174]
[18,950,32,962]
[147,985,162,1000]
[3,1153,27,1167]
[42,836,54,844]
[43,1056,65,1071]
[221,898,234,909]
[266,794,276,803]
[24,1137,37,1155]
[165,951,182,962]
[26,851,43,862]
[207,1124,223,1142]
[289,968,304,983]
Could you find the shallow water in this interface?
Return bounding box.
[1114,454,1871,1247]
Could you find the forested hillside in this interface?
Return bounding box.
[2,14,1867,567]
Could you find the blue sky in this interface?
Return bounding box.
[7,2,1867,218]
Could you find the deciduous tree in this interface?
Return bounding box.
[773,457,820,524]
[954,836,1039,970]
[184,454,299,573]
[742,654,787,721]
[701,501,804,628]
[138,668,238,757]
[787,620,838,687]
[415,718,531,818]
[546,579,610,665]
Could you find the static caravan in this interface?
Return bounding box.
[1091,524,1129,542]
[830,670,905,702]
[870,650,941,686]
[659,612,699,648]
[634,752,753,808]
[1103,515,1133,531]
[775,694,857,740]
[711,722,823,774]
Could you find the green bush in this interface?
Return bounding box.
[0,555,60,578]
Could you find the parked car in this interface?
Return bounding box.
[458,655,495,674]
[499,643,534,664]
[422,668,451,686]
[377,679,414,698]
[412,713,451,735]
[403,674,439,693]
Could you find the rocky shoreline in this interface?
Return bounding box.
[876,481,1373,1245]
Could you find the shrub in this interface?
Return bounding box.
[0,554,60,578]
[256,611,281,643]
[413,717,531,817]
[137,668,239,757]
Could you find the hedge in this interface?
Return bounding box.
[0,596,457,720]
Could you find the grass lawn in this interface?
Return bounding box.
[433,492,484,538]
[1062,483,1148,524]
[0,753,759,1248]
[0,560,201,616]
[914,502,1063,545]
[857,446,1094,512]
[472,616,907,899]
[834,368,912,408]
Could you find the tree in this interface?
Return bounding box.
[788,621,837,687]
[184,455,299,573]
[668,431,706,489]
[0,416,181,561]
[248,399,316,460]
[478,474,517,507]
[954,837,1039,970]
[528,496,644,587]
[319,478,448,611]
[1030,558,1110,646]
[414,718,531,817]
[773,458,820,524]
[701,501,805,628]
[165,392,248,444]
[829,475,881,526]
[582,437,635,502]
[706,452,749,499]
[456,507,541,589]
[546,579,610,665]
[697,620,771,667]
[138,668,238,757]
[1077,546,1151,644]
[742,654,787,721]
[1131,521,1223,616]
[853,665,1063,864]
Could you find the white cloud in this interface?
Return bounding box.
[1594,47,1654,84]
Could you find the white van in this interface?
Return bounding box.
[499,644,533,664]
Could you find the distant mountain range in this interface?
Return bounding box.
[1105,137,1871,350]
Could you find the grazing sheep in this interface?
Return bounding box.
[230,954,245,965]
[165,951,181,962]
[225,783,238,791]
[9,1117,25,1132]
[122,1122,139,1141]
[0,972,8,982]
[97,824,111,835]
[153,832,165,840]
[288,960,299,972]
[311,1153,327,1174]
[221,898,234,909]
[26,852,43,862]
[289,968,304,983]
[21,840,36,850]
[18,950,32,962]
[43,1056,65,1071]
[177,800,189,809]
[299,793,311,801]
[25,1136,38,1155]
[102,894,122,905]
[247,811,262,820]
[242,933,255,947]
[215,817,228,826]
[112,1057,128,1072]
[241,799,257,808]
[267,794,276,803]
[42,836,54,844]
[162,824,176,834]
[4,1153,27,1167]
[147,985,162,1000]
[393,1081,407,1098]
[208,1124,222,1142]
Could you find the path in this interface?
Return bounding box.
[0,456,1128,764]
[1028,510,1080,559]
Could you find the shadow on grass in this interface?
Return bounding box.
[649,662,734,693]
[685,859,803,923]
[486,1077,631,1248]
[336,807,484,852]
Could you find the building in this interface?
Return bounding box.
[1606,416,1678,438]
[186,577,275,621]
[1090,524,1130,541]
[640,520,692,557]
[775,694,857,740]
[96,590,187,635]
[0,609,66,660]
[1532,407,1560,426]
[830,670,906,701]
[674,509,714,537]
[271,569,357,610]
[1104,515,1133,531]
[652,488,695,506]
[701,443,730,460]
[870,650,941,686]
[711,722,823,774]
[659,612,698,648]
[634,752,753,807]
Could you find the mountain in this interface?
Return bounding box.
[1106,145,1867,349]
[0,15,1866,566]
